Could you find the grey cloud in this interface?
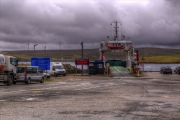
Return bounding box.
[0,0,180,50]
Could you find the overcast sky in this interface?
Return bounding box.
[0,0,180,50]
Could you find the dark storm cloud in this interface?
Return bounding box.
[0,0,180,50]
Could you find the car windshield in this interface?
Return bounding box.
[54,66,64,69]
[38,67,43,73]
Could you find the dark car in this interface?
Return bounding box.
[174,66,180,74]
[160,66,172,74]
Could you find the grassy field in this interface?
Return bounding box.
[139,55,180,63]
[3,48,180,63]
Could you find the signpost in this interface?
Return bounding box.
[31,58,50,70]
[75,58,89,75]
[75,59,89,65]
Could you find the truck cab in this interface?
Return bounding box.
[0,54,18,85]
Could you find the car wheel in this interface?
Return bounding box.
[25,78,31,84]
[40,77,44,83]
[63,74,66,76]
[7,75,13,86]
[13,81,16,84]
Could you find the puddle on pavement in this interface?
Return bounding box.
[26,97,37,101]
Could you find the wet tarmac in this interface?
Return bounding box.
[0,72,180,120]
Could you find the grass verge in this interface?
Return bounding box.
[139,55,180,63]
[44,78,53,82]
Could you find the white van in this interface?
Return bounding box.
[16,66,44,84]
[47,62,66,76]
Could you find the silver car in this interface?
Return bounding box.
[16,66,44,84]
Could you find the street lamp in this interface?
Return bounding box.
[80,41,83,75]
[34,44,38,50]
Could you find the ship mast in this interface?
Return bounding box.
[111,20,122,41]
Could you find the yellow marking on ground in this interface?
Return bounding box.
[58,82,67,84]
[32,89,42,91]
[107,83,114,85]
[81,83,91,85]
[120,83,126,84]
[114,66,121,73]
[19,90,26,92]
[32,90,42,93]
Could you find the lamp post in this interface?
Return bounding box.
[34,44,38,51]
[81,41,83,75]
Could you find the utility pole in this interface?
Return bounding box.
[81,41,83,75]
[92,42,93,49]
[34,44,38,51]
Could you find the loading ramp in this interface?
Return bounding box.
[110,66,131,77]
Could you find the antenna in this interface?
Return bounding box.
[110,20,122,41]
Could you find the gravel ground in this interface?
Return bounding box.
[0,72,180,120]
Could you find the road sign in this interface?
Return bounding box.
[106,63,110,67]
[75,59,89,65]
[31,58,50,70]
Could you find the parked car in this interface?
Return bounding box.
[174,66,180,74]
[160,66,172,74]
[43,72,51,78]
[16,66,44,84]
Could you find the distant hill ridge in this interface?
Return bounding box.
[3,48,180,62]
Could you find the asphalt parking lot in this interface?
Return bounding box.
[0,72,180,120]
